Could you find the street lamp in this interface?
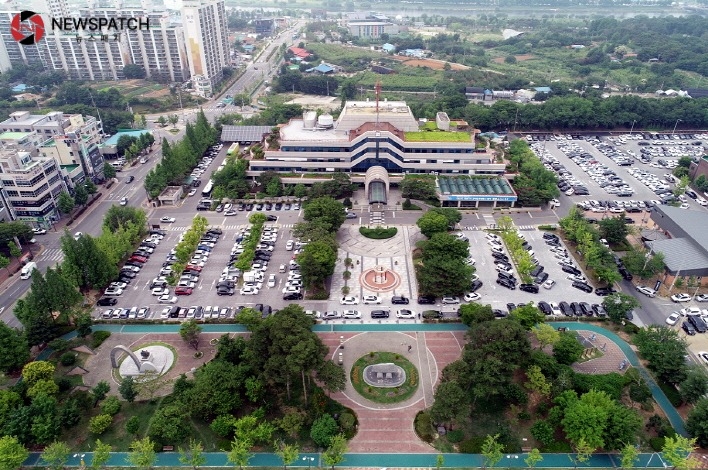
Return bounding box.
[630,119,637,135]
[672,119,682,135]
[73,454,86,469]
[302,456,315,470]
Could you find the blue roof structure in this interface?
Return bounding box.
[12,84,29,92]
[534,86,552,93]
[307,63,334,74]
[382,43,395,52]
[103,129,151,146]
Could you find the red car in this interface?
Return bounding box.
[175,286,193,295]
[129,255,148,263]
[185,265,203,272]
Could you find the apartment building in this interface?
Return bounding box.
[0,134,68,228]
[40,31,129,80]
[0,12,44,72]
[0,111,104,181]
[182,0,229,97]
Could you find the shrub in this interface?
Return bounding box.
[126,415,141,435]
[89,414,113,435]
[56,377,73,392]
[649,437,665,452]
[358,226,398,239]
[210,415,237,438]
[60,352,76,366]
[49,338,70,352]
[101,396,121,416]
[659,381,683,407]
[338,412,356,431]
[310,414,338,447]
[447,429,464,443]
[459,436,485,453]
[91,331,111,349]
[414,411,434,442]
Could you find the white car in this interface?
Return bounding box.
[342,310,361,319]
[282,285,301,294]
[109,281,127,290]
[120,197,128,206]
[636,285,656,298]
[680,307,702,316]
[267,274,277,288]
[104,287,123,296]
[240,286,260,295]
[442,296,460,305]
[286,240,294,251]
[340,296,359,305]
[696,294,708,303]
[567,274,587,283]
[74,231,83,240]
[32,228,47,235]
[137,307,150,319]
[160,216,176,223]
[158,295,178,304]
[671,293,692,303]
[463,292,481,302]
[396,309,416,319]
[363,295,381,304]
[151,287,169,296]
[188,189,197,197]
[160,307,172,319]
[549,302,562,316]
[666,312,681,326]
[680,203,690,209]
[543,279,556,290]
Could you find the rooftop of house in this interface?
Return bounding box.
[102,130,152,146]
[0,131,34,141]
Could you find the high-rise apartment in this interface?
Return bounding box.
[181,0,229,97]
[0,12,44,72]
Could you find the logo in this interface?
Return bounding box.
[11,11,45,45]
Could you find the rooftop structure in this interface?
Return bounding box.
[648,205,708,279]
[437,176,517,208]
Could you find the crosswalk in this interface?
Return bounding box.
[38,248,64,263]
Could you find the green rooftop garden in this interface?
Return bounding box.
[404,131,471,143]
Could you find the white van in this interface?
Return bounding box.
[20,262,37,280]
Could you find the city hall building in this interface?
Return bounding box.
[222,100,515,206]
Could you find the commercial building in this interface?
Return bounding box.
[347,21,399,39]
[0,111,105,181]
[223,100,508,205]
[0,133,69,229]
[648,204,708,286]
[254,18,275,36]
[181,0,229,97]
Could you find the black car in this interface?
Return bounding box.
[570,302,582,316]
[469,280,483,292]
[491,252,509,262]
[493,309,507,318]
[266,215,278,221]
[506,303,517,312]
[392,296,409,305]
[371,310,390,319]
[579,302,592,316]
[519,283,539,294]
[497,278,516,290]
[149,229,166,236]
[119,270,136,278]
[283,292,303,300]
[217,287,235,296]
[530,265,544,277]
[141,241,157,249]
[418,295,436,304]
[683,321,697,336]
[97,297,117,306]
[595,287,617,296]
[619,268,633,281]
[561,264,581,275]
[274,203,283,210]
[126,175,135,183]
[534,272,549,284]
[497,272,517,284]
[591,304,606,317]
[542,233,558,241]
[538,301,552,315]
[689,315,708,334]
[624,217,635,224]
[572,281,593,293]
[545,239,561,247]
[422,310,442,319]
[207,228,223,235]
[245,204,253,211]
[559,301,573,316]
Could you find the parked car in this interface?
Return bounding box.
[417,295,436,305]
[519,283,539,294]
[392,296,410,305]
[97,297,117,306]
[363,295,381,305]
[671,293,692,303]
[572,281,594,293]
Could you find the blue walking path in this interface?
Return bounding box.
[25,321,683,467]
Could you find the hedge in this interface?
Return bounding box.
[359,226,398,239]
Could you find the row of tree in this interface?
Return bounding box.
[506,140,560,207]
[116,132,156,161]
[144,110,218,199]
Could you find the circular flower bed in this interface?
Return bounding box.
[350,352,419,404]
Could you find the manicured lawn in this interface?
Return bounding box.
[350,352,419,404]
[405,131,471,142]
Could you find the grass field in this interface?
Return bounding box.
[405,131,471,142]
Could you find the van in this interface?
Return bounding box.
[279,264,286,273]
[20,261,37,280]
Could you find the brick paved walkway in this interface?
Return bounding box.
[570,330,630,375]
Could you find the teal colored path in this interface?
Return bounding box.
[25,450,672,468]
[27,321,683,467]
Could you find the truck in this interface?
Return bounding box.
[243,271,264,283]
[20,261,37,280]
[227,143,239,156]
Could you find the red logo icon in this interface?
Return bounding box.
[11,11,45,45]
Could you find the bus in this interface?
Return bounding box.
[202,179,214,198]
[227,143,239,156]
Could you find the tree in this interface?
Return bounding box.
[298,240,337,289]
[22,360,54,386]
[416,211,449,238]
[275,442,299,470]
[571,437,594,469]
[599,216,629,244]
[400,177,437,201]
[510,304,545,330]
[123,64,146,79]
[553,332,584,365]
[126,416,141,436]
[57,191,75,215]
[278,410,305,440]
[532,323,560,349]
[436,454,444,470]
[316,361,346,396]
[126,437,157,470]
[85,180,98,195]
[0,255,10,276]
[156,116,167,127]
[27,379,59,398]
[179,439,206,470]
[0,323,29,373]
[619,443,639,469]
[481,434,504,469]
[103,162,116,180]
[525,448,543,469]
[226,439,253,470]
[680,367,708,404]
[303,197,346,232]
[686,398,708,447]
[322,434,347,470]
[74,184,89,206]
[91,439,112,470]
[417,233,474,297]
[75,312,93,337]
[0,435,29,470]
[602,293,640,324]
[459,303,495,326]
[179,320,202,350]
[119,376,138,403]
[430,381,467,428]
[662,436,698,470]
[634,325,688,384]
[148,404,191,443]
[89,414,113,435]
[293,183,307,198]
[92,381,110,405]
[60,232,117,291]
[525,365,551,397]
[41,441,70,470]
[168,115,179,128]
[310,414,338,447]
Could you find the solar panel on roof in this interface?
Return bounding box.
[220,126,272,143]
